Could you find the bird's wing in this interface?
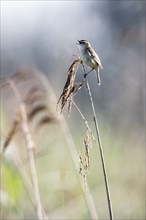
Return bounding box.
[87,46,103,69]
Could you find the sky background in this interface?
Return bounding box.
[1,0,145,135]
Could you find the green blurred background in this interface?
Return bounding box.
[0,1,145,219]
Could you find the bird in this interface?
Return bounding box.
[76,40,103,85]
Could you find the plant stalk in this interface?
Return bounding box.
[8,80,45,220]
[86,80,114,220]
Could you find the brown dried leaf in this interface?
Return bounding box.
[37,114,59,128]
[3,120,19,153]
[84,130,91,173]
[27,104,48,121]
[57,58,81,112]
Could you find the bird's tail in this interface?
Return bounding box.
[95,68,101,85]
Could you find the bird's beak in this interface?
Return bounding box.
[76,40,80,45]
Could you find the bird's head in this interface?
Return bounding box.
[76,40,90,49]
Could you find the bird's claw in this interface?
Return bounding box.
[84,73,87,78]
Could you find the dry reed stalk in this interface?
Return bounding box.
[1,68,60,219]
[57,59,81,113]
[59,117,99,219]
[85,79,114,220]
[57,58,99,218]
[58,58,114,219]
[78,153,87,191]
[7,146,48,219]
[84,129,91,173]
[6,80,45,220]
[72,100,96,143]
[78,129,92,192]
[1,68,99,219]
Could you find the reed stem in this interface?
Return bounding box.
[86,79,114,220]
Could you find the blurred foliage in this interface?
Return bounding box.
[1,161,22,207]
[1,125,145,218]
[1,160,23,220]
